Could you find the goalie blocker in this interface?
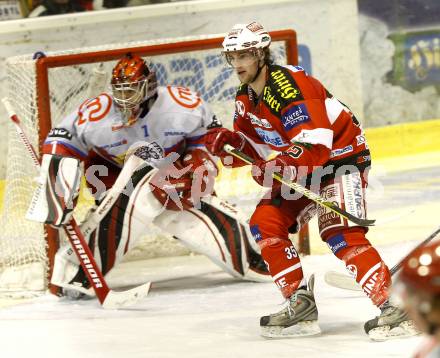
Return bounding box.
[27,154,82,226]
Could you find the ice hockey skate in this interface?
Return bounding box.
[260,275,321,338]
[364,302,420,341]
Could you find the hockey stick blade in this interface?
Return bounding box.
[102,282,152,309]
[324,270,362,291]
[223,144,375,227]
[2,97,152,309]
[325,225,440,291]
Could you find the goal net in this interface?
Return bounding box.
[0,30,298,296]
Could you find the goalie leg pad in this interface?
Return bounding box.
[324,228,391,306]
[153,197,270,282]
[52,167,164,293]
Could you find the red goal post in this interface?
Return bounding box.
[1,29,306,296]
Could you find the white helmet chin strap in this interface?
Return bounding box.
[249,52,266,83]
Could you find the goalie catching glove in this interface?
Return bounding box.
[149,149,218,210]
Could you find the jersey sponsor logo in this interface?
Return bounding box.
[343,173,364,220]
[326,233,348,255]
[282,103,310,131]
[227,28,242,37]
[235,100,245,116]
[247,112,272,128]
[356,155,371,165]
[254,127,287,147]
[330,145,353,158]
[262,86,281,113]
[346,264,358,280]
[242,41,259,48]
[363,270,380,297]
[275,277,288,289]
[246,21,263,32]
[290,65,305,73]
[207,115,222,129]
[48,128,72,140]
[320,184,339,201]
[164,131,186,136]
[356,134,366,146]
[167,86,201,109]
[271,69,300,99]
[100,139,128,149]
[250,225,262,242]
[64,224,103,288]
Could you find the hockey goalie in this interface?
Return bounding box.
[26,53,269,298]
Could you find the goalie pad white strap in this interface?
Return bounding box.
[26,154,81,226]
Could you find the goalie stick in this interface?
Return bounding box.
[223,144,376,227]
[2,97,152,309]
[324,224,440,291]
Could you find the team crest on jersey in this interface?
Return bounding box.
[282,103,310,131]
[167,86,201,109]
[235,100,245,116]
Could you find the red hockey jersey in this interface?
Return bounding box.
[232,64,370,177]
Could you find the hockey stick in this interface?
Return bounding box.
[324,224,440,291]
[223,144,375,227]
[2,97,151,309]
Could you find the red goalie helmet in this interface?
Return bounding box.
[399,241,440,295]
[111,54,157,122]
[395,240,440,335]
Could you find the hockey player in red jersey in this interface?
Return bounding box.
[205,22,417,339]
[26,53,269,298]
[396,241,440,357]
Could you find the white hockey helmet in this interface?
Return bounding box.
[222,22,271,52]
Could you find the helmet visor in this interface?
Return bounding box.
[224,50,259,68]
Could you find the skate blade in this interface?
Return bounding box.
[261,320,321,339]
[368,320,420,341]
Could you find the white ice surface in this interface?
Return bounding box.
[0,242,427,358]
[1,159,439,358]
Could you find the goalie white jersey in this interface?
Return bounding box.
[43,85,219,167]
[36,83,269,296]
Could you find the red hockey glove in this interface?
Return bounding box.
[251,154,297,188]
[204,127,244,157]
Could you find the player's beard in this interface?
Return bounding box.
[236,64,259,85]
